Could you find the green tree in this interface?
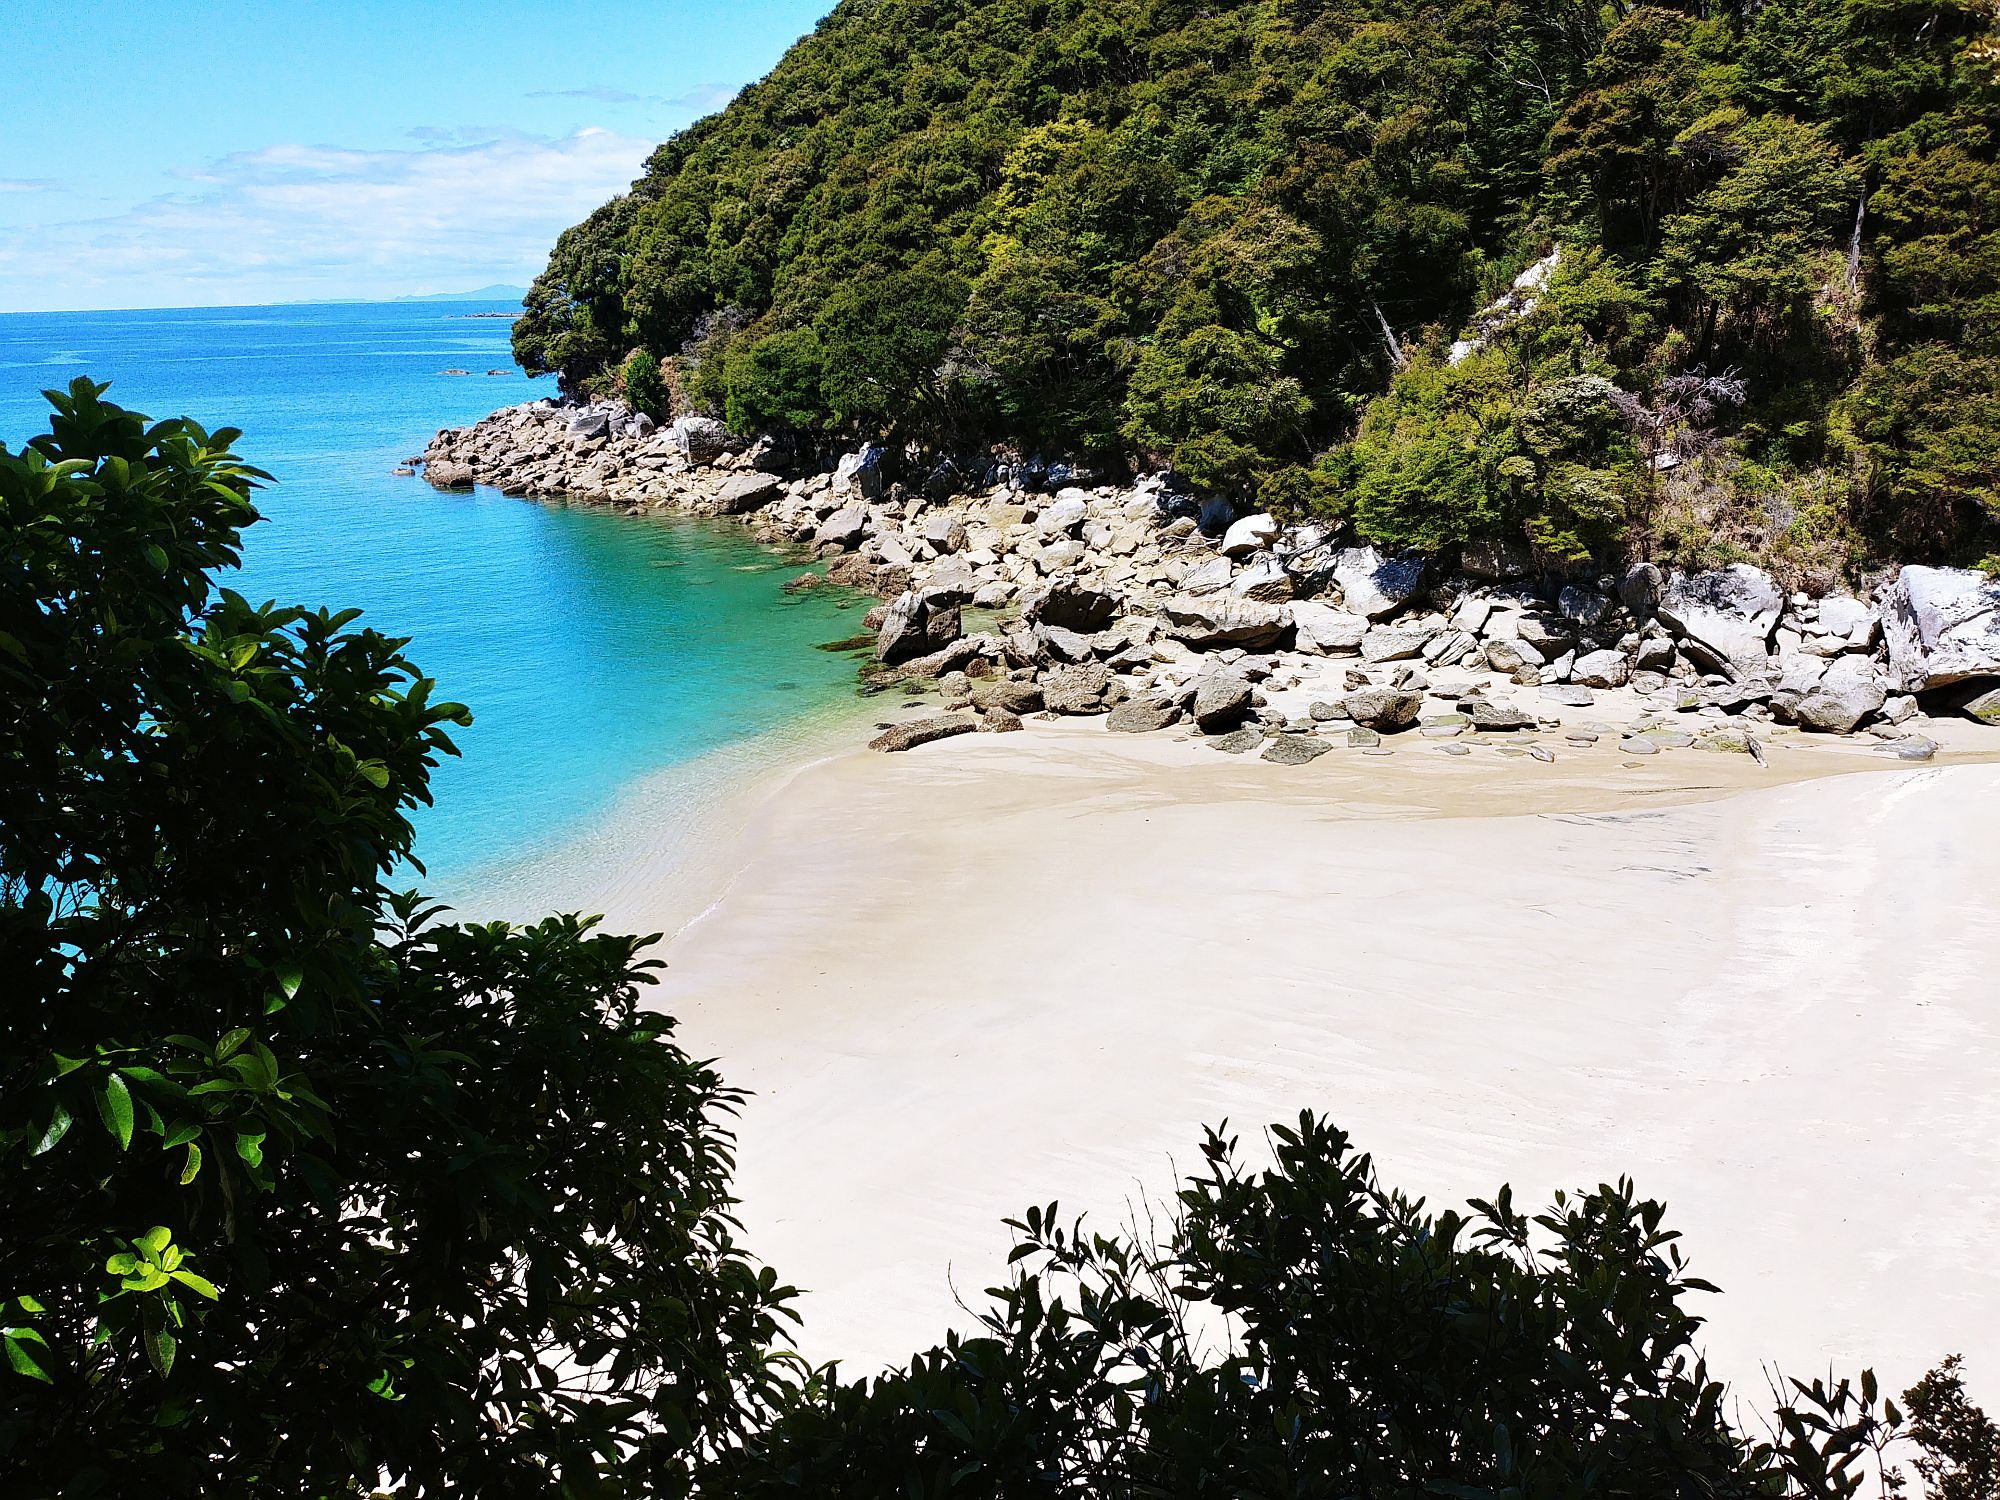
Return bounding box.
[623,346,672,418]
[0,382,797,1494]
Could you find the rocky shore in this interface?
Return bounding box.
[417,400,2000,765]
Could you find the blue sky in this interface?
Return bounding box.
[0,0,832,311]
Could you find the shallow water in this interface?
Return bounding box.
[0,301,878,898]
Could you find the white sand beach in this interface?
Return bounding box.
[560,718,2000,1400]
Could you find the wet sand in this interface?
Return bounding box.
[569,713,2000,1399]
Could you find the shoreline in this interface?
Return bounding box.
[477,703,2000,1401]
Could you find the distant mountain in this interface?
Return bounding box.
[397,284,528,303]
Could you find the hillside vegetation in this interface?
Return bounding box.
[514,0,1999,581]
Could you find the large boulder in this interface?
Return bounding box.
[1028,578,1119,633]
[1107,696,1182,733]
[1191,671,1254,732]
[1657,564,1783,678]
[833,444,889,500]
[566,406,613,439]
[1289,602,1369,656]
[875,591,962,665]
[1036,493,1089,535]
[1882,565,2000,691]
[815,506,868,549]
[1775,655,1887,733]
[424,460,476,490]
[669,414,731,463]
[1360,623,1440,664]
[1570,648,1632,689]
[1229,557,1294,602]
[1221,511,1280,557]
[970,677,1044,715]
[1461,538,1533,580]
[712,472,782,514]
[1333,546,1427,620]
[1041,662,1115,714]
[1158,594,1291,651]
[1342,686,1423,731]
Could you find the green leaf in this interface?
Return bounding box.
[143,543,170,573]
[97,1073,134,1150]
[105,1252,140,1276]
[274,963,304,1000]
[235,1131,266,1170]
[4,1332,52,1384]
[216,1027,251,1061]
[179,1142,203,1185]
[136,1226,172,1257]
[31,1104,72,1156]
[170,1271,219,1301]
[144,1325,176,1379]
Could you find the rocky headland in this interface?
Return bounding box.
[417,401,2000,769]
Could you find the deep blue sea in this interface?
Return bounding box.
[0,301,876,901]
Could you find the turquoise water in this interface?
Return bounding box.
[0,302,877,893]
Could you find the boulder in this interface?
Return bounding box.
[1657,564,1783,678]
[1540,684,1595,707]
[566,407,613,439]
[1619,562,1663,619]
[1558,584,1614,626]
[1777,655,1887,733]
[1192,671,1254,732]
[669,415,732,463]
[869,715,978,753]
[1482,638,1538,675]
[1158,595,1291,651]
[833,445,889,500]
[1037,624,1099,664]
[876,592,962,665]
[1341,687,1423,732]
[1360,624,1439,664]
[1221,511,1281,557]
[1261,733,1334,764]
[1333,546,1426,620]
[1961,686,2000,725]
[1037,494,1089,534]
[1289,602,1369,656]
[1041,662,1114,714]
[1210,726,1267,754]
[713,472,782,514]
[970,678,1044,715]
[1816,595,1875,643]
[1107,697,1182,733]
[1882,565,2000,691]
[1570,648,1632,689]
[1466,698,1536,731]
[983,707,1025,733]
[922,511,968,554]
[1229,557,1295,602]
[815,506,868,549]
[1180,556,1235,594]
[1030,579,1120,633]
[425,460,476,490]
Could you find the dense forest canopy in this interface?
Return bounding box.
[515,0,1999,579]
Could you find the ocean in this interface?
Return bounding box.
[0,301,879,906]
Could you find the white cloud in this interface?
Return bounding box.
[0,128,656,312]
[0,179,55,193]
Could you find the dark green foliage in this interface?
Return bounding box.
[515,0,1998,570]
[0,382,797,1494]
[718,1115,1971,1497]
[623,346,671,418]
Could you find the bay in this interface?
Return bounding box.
[0,301,878,899]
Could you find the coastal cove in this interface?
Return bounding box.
[0,304,886,899]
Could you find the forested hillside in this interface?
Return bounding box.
[514,0,1999,580]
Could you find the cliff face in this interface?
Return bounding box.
[516,0,1999,575]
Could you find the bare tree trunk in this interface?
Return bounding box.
[1371,301,1407,371]
[1846,194,1866,297]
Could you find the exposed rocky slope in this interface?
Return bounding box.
[420,402,2000,758]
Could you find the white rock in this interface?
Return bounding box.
[1657,565,1783,679]
[1333,546,1426,621]
[1181,556,1234,595]
[1449,595,1494,635]
[1221,512,1281,558]
[1288,602,1369,656]
[1883,565,2000,691]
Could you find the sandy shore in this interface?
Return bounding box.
[579,712,2000,1401]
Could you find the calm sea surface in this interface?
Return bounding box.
[0,301,876,899]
